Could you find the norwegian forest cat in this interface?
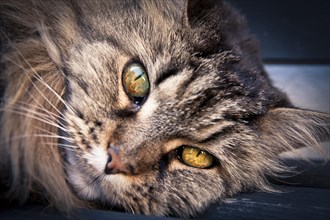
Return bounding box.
[0,0,329,218]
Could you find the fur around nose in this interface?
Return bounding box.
[105,148,132,175]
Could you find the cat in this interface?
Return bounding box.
[0,0,329,218]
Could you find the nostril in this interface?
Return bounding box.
[104,146,132,175]
[104,164,120,175]
[104,155,112,174]
[107,153,112,163]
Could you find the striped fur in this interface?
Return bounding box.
[0,0,329,217]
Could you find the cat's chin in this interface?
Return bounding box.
[65,151,134,202]
[66,164,102,200]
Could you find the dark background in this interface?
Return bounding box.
[228,0,330,63]
[227,0,330,114]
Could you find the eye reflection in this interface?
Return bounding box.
[122,62,150,104]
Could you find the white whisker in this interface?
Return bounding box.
[15,98,67,122]
[0,134,74,146]
[0,108,69,133]
[0,34,76,117]
[12,103,68,130]
[5,56,67,116]
[31,125,72,141]
[42,142,77,152]
[32,134,74,141]
[32,73,76,115]
[7,104,59,123]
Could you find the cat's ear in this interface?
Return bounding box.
[183,0,225,53]
[257,108,330,154]
[183,0,265,71]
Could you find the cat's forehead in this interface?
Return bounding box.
[65,0,188,84]
[72,0,184,54]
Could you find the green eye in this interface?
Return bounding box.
[178,146,214,169]
[122,62,150,104]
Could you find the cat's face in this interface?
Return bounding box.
[59,0,285,216]
[1,0,328,218]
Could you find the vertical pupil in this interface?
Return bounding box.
[132,67,144,80]
[180,146,214,169]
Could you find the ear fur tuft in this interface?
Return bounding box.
[257,108,330,155]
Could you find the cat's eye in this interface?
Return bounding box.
[122,62,150,104]
[177,146,215,169]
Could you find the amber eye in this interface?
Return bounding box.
[178,146,215,169]
[122,62,150,104]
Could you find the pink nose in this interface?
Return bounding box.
[105,148,131,175]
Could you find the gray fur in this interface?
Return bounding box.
[0,0,329,218]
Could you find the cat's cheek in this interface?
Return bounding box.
[84,147,108,173]
[66,166,102,200]
[137,97,158,120]
[102,174,132,189]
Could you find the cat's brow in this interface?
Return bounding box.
[155,67,179,86]
[199,125,235,144]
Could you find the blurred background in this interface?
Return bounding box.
[227,0,330,113]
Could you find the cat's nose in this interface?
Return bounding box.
[105,147,132,175]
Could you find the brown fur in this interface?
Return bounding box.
[0,0,329,217]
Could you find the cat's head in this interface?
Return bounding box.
[1,0,329,217]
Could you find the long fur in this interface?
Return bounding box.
[0,0,83,211]
[0,0,329,217]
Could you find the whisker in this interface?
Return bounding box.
[30,124,70,137]
[0,32,76,117]
[32,73,76,115]
[42,142,77,152]
[0,134,74,146]
[15,98,66,122]
[6,104,60,123]
[127,204,135,214]
[0,108,69,133]
[11,103,68,130]
[3,56,67,117]
[32,134,74,141]
[30,126,76,147]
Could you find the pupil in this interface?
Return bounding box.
[134,72,144,81]
[122,62,150,106]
